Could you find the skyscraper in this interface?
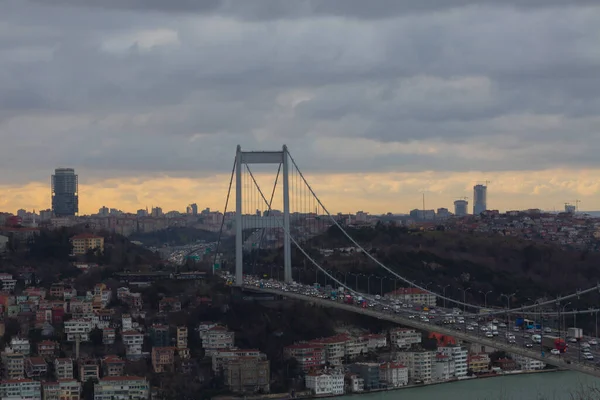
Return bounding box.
[454,200,468,217]
[51,168,78,217]
[473,185,487,215]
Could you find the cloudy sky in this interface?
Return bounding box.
[2,0,600,215]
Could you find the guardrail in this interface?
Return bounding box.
[243,285,600,379]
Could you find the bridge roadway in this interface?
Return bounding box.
[243,285,600,379]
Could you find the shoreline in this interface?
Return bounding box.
[214,368,565,400]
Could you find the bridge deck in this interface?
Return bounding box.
[246,286,600,379]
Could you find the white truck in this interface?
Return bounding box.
[568,327,583,340]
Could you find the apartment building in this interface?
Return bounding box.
[361,334,387,350]
[25,357,48,379]
[224,357,270,393]
[93,376,149,400]
[93,284,112,308]
[102,328,115,345]
[511,354,545,371]
[64,319,93,341]
[199,325,235,356]
[159,297,181,313]
[344,336,368,360]
[176,326,188,349]
[379,362,408,387]
[151,347,175,373]
[37,341,57,358]
[347,363,381,390]
[0,273,17,292]
[71,233,104,255]
[116,288,143,310]
[121,331,144,359]
[439,346,468,377]
[304,369,345,396]
[310,335,347,366]
[54,358,74,380]
[283,343,325,371]
[68,299,93,318]
[389,328,422,350]
[42,380,80,400]
[10,337,31,355]
[149,325,170,347]
[468,353,490,373]
[386,288,436,307]
[79,359,100,381]
[102,356,125,377]
[212,350,264,374]
[121,314,133,331]
[396,351,435,383]
[2,351,25,379]
[432,354,455,381]
[0,378,41,399]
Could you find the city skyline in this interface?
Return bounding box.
[2,167,600,216]
[2,2,600,215]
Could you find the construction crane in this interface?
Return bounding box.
[574,199,581,211]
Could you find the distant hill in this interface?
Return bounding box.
[283,224,600,312]
[129,227,221,246]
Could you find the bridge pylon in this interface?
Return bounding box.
[235,145,292,285]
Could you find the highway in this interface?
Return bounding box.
[228,275,600,378]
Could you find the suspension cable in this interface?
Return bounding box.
[212,157,237,274]
[285,149,600,317]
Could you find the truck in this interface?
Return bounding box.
[568,327,583,340]
[330,290,337,300]
[531,334,542,344]
[542,335,568,353]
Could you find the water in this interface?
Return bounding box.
[338,372,600,400]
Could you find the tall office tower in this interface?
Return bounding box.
[454,200,468,217]
[51,168,79,217]
[473,185,487,215]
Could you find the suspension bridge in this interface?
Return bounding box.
[213,145,600,378]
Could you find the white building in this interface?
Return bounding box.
[389,328,422,350]
[386,288,436,307]
[439,346,468,377]
[9,338,31,355]
[346,374,364,393]
[54,359,74,380]
[396,351,435,383]
[361,334,387,350]
[379,362,408,387]
[310,336,347,366]
[0,378,41,399]
[121,331,144,359]
[121,314,133,332]
[304,370,345,396]
[344,337,368,360]
[42,380,81,400]
[0,273,16,292]
[433,354,456,381]
[93,376,149,400]
[511,354,546,371]
[199,325,235,356]
[64,319,93,342]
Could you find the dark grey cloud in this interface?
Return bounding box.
[1,0,600,186]
[31,0,600,19]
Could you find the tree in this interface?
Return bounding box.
[89,328,103,347]
[82,378,95,400]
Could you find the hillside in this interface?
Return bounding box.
[253,224,600,314]
[129,227,221,246]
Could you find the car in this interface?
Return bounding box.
[525,343,533,348]
[544,327,552,333]
[513,327,520,332]
[499,323,507,328]
[467,325,475,331]
[589,339,598,346]
[568,337,578,343]
[485,332,494,338]
[551,349,560,355]
[584,353,594,361]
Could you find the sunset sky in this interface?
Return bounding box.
[2,1,600,215]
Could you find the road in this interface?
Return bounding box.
[225,274,600,378]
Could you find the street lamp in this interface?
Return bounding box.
[459,287,471,313]
[479,290,493,308]
[367,275,376,295]
[438,284,451,309]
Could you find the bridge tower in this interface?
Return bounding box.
[235,145,292,286]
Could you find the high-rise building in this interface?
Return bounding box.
[473,185,487,215]
[454,200,468,217]
[51,168,78,217]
